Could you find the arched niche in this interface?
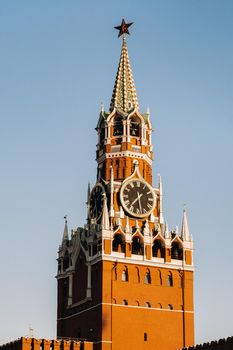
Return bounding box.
[129,116,141,137]
[113,115,123,136]
[171,241,183,260]
[132,235,144,255]
[112,233,125,253]
[152,239,165,258]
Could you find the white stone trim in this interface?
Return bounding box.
[102,255,194,270]
[97,150,152,166]
[58,302,194,321]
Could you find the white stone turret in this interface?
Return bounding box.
[158,174,164,225]
[101,194,110,230]
[181,207,190,241]
[110,166,114,217]
[62,216,69,244]
[164,222,170,239]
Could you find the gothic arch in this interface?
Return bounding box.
[112,232,126,253]
[121,266,129,282]
[144,268,151,284]
[156,269,162,286]
[63,250,70,271]
[171,241,183,260]
[166,271,173,287]
[129,115,141,137]
[132,234,144,255]
[112,115,123,137]
[134,266,140,283]
[152,239,165,258]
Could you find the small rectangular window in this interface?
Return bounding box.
[144,332,148,341]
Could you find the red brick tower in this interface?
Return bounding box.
[56,20,194,350]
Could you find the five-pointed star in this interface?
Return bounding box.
[114,19,133,37]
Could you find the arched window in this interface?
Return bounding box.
[156,269,162,286]
[112,298,117,304]
[152,240,165,258]
[144,270,151,284]
[171,242,183,260]
[132,235,144,255]
[113,116,123,136]
[122,299,128,305]
[112,234,125,253]
[168,304,173,310]
[134,267,140,283]
[63,251,70,271]
[130,116,140,137]
[100,121,105,144]
[157,303,162,309]
[145,302,151,308]
[121,267,128,282]
[136,300,140,306]
[166,272,173,287]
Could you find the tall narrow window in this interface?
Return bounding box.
[144,333,148,341]
[100,121,105,144]
[171,242,183,260]
[130,116,140,137]
[156,269,162,286]
[132,235,144,255]
[113,116,123,136]
[152,240,165,258]
[112,233,125,253]
[144,270,151,284]
[121,267,128,282]
[166,272,173,287]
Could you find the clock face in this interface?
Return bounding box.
[120,179,155,218]
[89,183,105,222]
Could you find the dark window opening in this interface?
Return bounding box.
[93,244,97,256]
[167,272,173,287]
[171,242,183,260]
[130,117,140,137]
[152,240,165,258]
[113,116,123,136]
[132,236,144,255]
[121,267,128,282]
[100,125,105,144]
[112,234,125,253]
[144,332,148,341]
[144,271,151,284]
[63,252,69,271]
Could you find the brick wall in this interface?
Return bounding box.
[0,338,94,350]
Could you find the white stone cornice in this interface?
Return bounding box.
[97,150,152,166]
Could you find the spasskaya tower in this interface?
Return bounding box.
[56,19,194,350]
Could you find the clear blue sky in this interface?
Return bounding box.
[0,0,233,345]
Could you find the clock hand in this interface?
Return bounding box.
[137,192,142,213]
[131,192,143,206]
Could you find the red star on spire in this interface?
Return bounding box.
[114,19,133,38]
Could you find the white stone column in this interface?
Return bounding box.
[86,264,92,298]
[67,274,73,306]
[127,121,130,142]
